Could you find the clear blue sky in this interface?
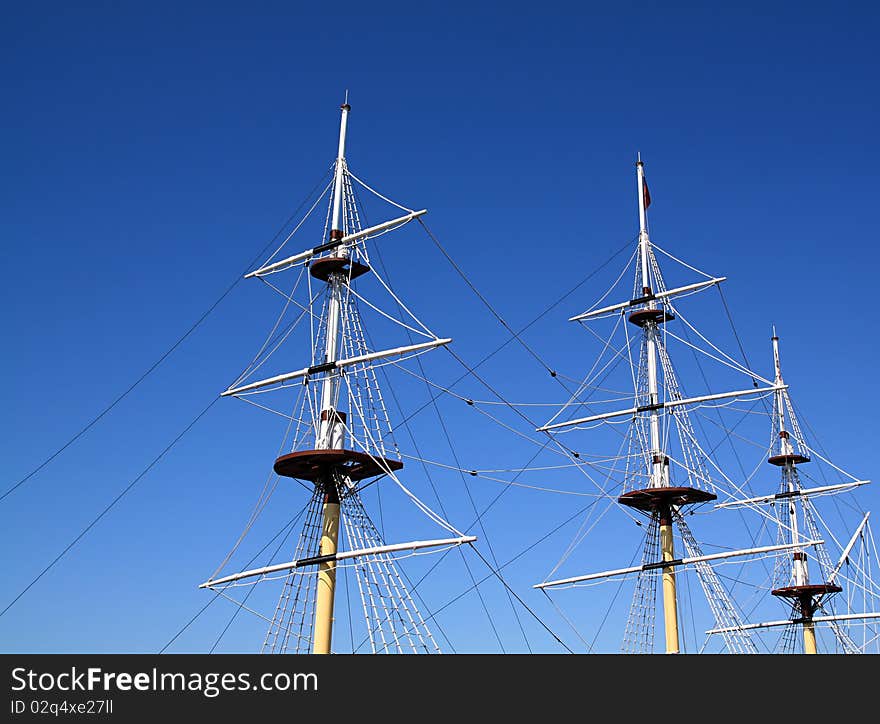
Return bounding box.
[2,2,878,653]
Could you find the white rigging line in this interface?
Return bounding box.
[231,305,312,389]
[235,396,312,425]
[675,422,788,530]
[396,453,602,497]
[347,495,440,653]
[673,308,773,385]
[260,175,335,268]
[578,315,631,390]
[347,169,415,213]
[695,400,774,414]
[400,454,583,474]
[344,285,434,340]
[340,373,465,537]
[547,498,621,582]
[691,393,775,411]
[624,304,639,403]
[344,512,392,653]
[797,441,870,485]
[541,589,594,652]
[345,296,398,460]
[545,403,649,581]
[367,261,438,338]
[649,241,717,280]
[216,588,299,630]
[349,230,647,535]
[390,359,630,409]
[691,406,772,453]
[544,314,628,428]
[534,447,644,527]
[231,267,307,389]
[345,511,377,654]
[475,395,633,406]
[426,381,571,454]
[662,325,772,386]
[574,246,640,318]
[827,566,880,602]
[258,277,324,322]
[208,391,304,580]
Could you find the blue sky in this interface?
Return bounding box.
[1,2,878,653]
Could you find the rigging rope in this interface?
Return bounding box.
[419,218,561,378]
[344,340,507,649]
[207,502,303,653]
[1,397,219,621]
[159,500,312,653]
[1,169,334,505]
[369,243,534,652]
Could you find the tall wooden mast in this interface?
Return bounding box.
[202,97,471,655]
[310,98,352,655]
[767,332,840,654]
[616,156,715,653]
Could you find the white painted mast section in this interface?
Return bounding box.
[715,480,871,509]
[707,611,880,635]
[773,331,808,587]
[534,540,822,589]
[569,278,727,322]
[330,103,350,256]
[244,211,428,279]
[772,331,792,458]
[318,101,352,449]
[537,384,785,431]
[222,338,453,396]
[637,155,664,489]
[828,512,871,585]
[199,536,478,588]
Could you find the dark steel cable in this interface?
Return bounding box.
[159,499,312,653]
[1,397,219,620]
[2,169,333,504]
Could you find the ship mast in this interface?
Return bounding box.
[537,157,783,653]
[311,98,352,655]
[637,155,664,492]
[705,333,879,652]
[537,159,878,654]
[202,99,470,655]
[635,156,680,653]
[767,332,840,654]
[772,331,807,588]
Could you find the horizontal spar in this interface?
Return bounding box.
[534,539,821,589]
[222,338,452,396]
[538,384,785,432]
[244,210,428,278]
[569,277,726,322]
[707,611,880,635]
[715,480,871,510]
[199,536,477,588]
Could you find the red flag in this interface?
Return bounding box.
[642,177,651,209]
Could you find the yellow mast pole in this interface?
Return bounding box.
[801,591,817,654]
[803,618,818,654]
[659,505,680,654]
[312,485,341,655]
